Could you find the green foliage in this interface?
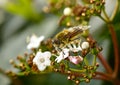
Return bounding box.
[5,0,42,22]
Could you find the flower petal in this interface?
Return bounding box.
[27,35,45,50]
[44,59,51,66]
[43,51,51,58]
[33,51,51,71]
[37,64,46,71]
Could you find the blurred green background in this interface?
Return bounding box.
[0,0,120,85]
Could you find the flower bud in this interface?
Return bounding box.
[81,41,89,49]
[75,80,80,84]
[63,7,72,16]
[85,78,90,83]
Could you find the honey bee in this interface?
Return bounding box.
[52,25,89,48]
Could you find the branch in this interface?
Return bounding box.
[94,76,111,81]
[95,71,112,79]
[110,0,119,21]
[93,72,112,82]
[97,53,113,73]
[95,71,120,85]
[108,24,119,78]
[0,68,8,77]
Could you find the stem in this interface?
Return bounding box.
[84,57,89,65]
[0,68,7,76]
[95,71,112,79]
[97,53,113,73]
[93,71,113,83]
[58,15,66,25]
[95,71,120,85]
[110,0,119,21]
[99,15,108,22]
[108,24,119,78]
[102,8,110,22]
[94,76,111,81]
[93,55,96,65]
[94,76,120,85]
[99,0,119,79]
[112,79,120,85]
[69,68,86,73]
[95,72,113,83]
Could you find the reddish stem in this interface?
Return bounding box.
[95,71,112,79]
[94,76,111,81]
[95,71,120,85]
[94,76,120,85]
[108,24,119,78]
[97,53,113,73]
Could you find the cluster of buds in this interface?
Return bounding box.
[43,0,76,13]
[86,0,105,14]
[43,0,105,27]
[8,25,102,84]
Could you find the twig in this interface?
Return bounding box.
[97,53,113,73]
[95,71,120,85]
[110,0,119,21]
[99,0,119,79]
[94,72,113,83]
[95,71,112,79]
[102,8,110,22]
[0,68,8,77]
[94,76,111,81]
[108,24,119,78]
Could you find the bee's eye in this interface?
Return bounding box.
[52,39,61,45]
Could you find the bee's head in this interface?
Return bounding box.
[52,38,61,45]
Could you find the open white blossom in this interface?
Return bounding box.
[33,51,51,71]
[27,35,44,50]
[63,7,72,16]
[55,48,69,63]
[81,41,89,49]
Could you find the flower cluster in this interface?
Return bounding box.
[8,25,102,85]
[5,0,119,84]
[43,0,105,27]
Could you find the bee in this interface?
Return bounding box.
[53,25,89,48]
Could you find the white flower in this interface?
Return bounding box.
[55,52,64,63]
[63,7,72,16]
[27,35,45,50]
[33,51,51,71]
[81,41,89,49]
[55,48,69,63]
